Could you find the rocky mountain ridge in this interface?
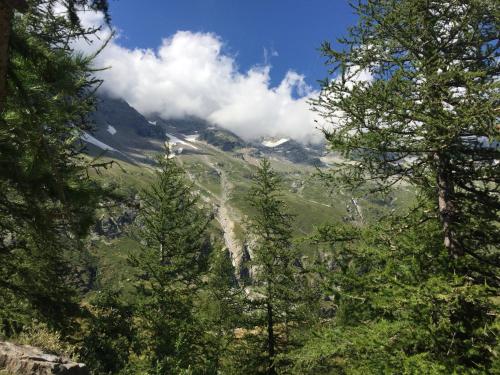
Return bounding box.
[84,95,326,166]
[0,342,88,375]
[83,94,413,289]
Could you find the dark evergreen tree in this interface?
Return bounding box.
[314,0,499,264]
[128,149,213,374]
[0,0,109,333]
[246,159,318,374]
[291,0,498,373]
[198,247,247,373]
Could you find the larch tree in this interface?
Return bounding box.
[314,0,499,265]
[0,0,109,333]
[289,0,499,373]
[291,214,498,373]
[129,149,213,373]
[246,158,317,374]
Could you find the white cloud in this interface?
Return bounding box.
[72,10,323,143]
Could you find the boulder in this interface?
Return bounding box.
[0,342,88,375]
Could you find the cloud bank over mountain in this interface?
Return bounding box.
[75,10,322,143]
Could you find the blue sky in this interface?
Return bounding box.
[108,0,356,89]
[88,1,359,142]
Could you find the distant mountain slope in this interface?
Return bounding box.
[84,95,326,166]
[85,96,166,164]
[83,94,415,286]
[253,138,323,165]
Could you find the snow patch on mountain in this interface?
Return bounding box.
[148,120,157,126]
[262,138,289,148]
[185,134,199,142]
[82,132,118,151]
[107,124,117,135]
[166,133,199,150]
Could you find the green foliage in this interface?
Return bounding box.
[128,149,214,373]
[299,0,499,373]
[15,321,78,360]
[0,1,108,333]
[315,0,499,261]
[246,159,320,374]
[80,290,135,375]
[2,1,496,374]
[194,247,250,374]
[291,216,497,374]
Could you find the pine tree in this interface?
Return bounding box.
[314,0,498,263]
[246,159,317,374]
[0,0,109,333]
[198,247,246,373]
[129,149,213,373]
[290,0,499,372]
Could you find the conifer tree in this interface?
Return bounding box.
[292,214,498,373]
[314,0,498,264]
[290,0,499,372]
[0,0,109,333]
[246,159,316,374]
[129,149,213,373]
[198,248,246,373]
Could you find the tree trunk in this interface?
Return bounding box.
[0,1,13,112]
[435,153,463,258]
[0,0,27,112]
[266,299,276,375]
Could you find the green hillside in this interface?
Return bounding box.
[87,134,416,295]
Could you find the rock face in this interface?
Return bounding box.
[93,202,139,239]
[0,342,88,375]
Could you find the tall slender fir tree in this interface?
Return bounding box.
[129,148,213,373]
[0,0,109,334]
[247,158,317,374]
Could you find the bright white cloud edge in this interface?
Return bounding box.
[72,9,325,144]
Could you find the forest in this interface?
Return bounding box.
[0,0,498,374]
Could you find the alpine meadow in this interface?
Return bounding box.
[0,1,498,374]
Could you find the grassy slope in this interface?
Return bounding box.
[87,141,415,294]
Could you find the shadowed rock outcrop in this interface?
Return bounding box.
[0,342,88,375]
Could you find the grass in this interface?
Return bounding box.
[87,155,156,195]
[89,236,141,301]
[86,140,415,296]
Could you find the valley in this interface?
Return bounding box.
[85,95,415,290]
[3,2,496,373]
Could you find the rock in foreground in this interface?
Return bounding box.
[0,342,88,375]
